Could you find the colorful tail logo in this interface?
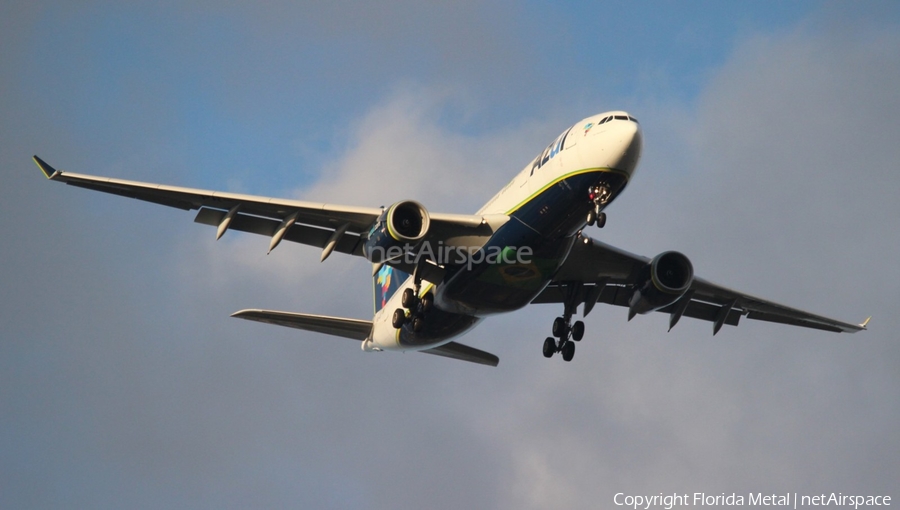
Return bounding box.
[374,265,410,313]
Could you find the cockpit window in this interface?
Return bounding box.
[599,114,639,124]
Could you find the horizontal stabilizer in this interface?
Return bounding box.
[232,309,372,340]
[232,309,499,366]
[422,342,499,367]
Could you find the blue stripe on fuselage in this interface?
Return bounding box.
[511,169,629,238]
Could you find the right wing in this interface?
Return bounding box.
[34,156,502,262]
[232,309,498,366]
[535,235,868,335]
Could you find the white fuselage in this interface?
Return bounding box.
[364,111,643,353]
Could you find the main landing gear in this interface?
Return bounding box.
[543,283,585,362]
[391,267,434,333]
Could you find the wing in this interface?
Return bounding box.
[534,234,869,334]
[34,156,500,261]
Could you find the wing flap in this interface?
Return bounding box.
[533,283,744,327]
[744,311,843,333]
[66,180,197,209]
[195,207,365,256]
[660,298,742,327]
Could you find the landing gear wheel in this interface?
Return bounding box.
[421,292,434,313]
[544,281,587,361]
[412,315,425,333]
[562,341,575,362]
[552,317,567,338]
[391,308,406,329]
[401,288,416,309]
[543,337,556,358]
[571,321,585,341]
[596,212,607,229]
[586,209,596,226]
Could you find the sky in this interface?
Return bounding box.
[2,2,899,509]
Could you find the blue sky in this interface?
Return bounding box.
[16,1,854,191]
[2,2,899,509]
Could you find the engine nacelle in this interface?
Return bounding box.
[363,200,431,263]
[628,251,694,315]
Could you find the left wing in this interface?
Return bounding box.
[535,234,869,334]
[33,156,499,262]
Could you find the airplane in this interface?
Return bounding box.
[32,110,869,367]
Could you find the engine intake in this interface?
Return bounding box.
[386,200,430,242]
[629,251,694,316]
[363,200,431,262]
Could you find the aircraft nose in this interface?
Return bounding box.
[604,118,642,174]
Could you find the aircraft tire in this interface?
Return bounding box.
[543,337,556,358]
[412,316,425,333]
[402,288,416,309]
[421,292,434,313]
[562,341,575,362]
[552,317,567,338]
[392,308,406,329]
[596,212,606,228]
[572,321,585,341]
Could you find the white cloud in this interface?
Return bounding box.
[294,86,554,211]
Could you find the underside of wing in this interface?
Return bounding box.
[536,234,868,335]
[34,156,503,264]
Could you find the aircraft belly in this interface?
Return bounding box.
[437,216,575,315]
[396,310,481,348]
[369,307,480,352]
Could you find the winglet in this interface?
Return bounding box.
[859,316,872,330]
[33,155,61,179]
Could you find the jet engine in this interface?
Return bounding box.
[363,200,431,263]
[628,251,694,316]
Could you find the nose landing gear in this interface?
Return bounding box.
[586,185,611,228]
